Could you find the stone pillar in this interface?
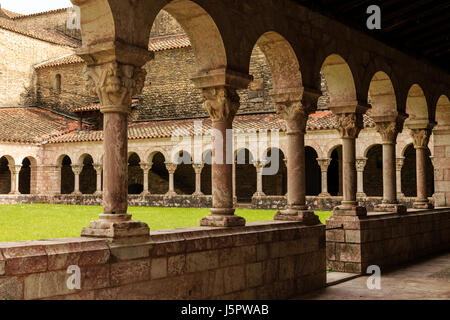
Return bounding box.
[355,158,367,198]
[272,89,320,225]
[373,119,407,214]
[252,161,266,198]
[411,128,434,209]
[317,158,331,197]
[8,165,21,195]
[232,161,237,204]
[193,163,204,196]
[72,165,83,195]
[140,163,151,196]
[79,52,152,240]
[165,163,177,196]
[333,110,368,217]
[396,157,405,199]
[93,164,103,195]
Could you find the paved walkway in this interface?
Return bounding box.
[297,253,450,300]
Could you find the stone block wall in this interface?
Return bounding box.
[326,209,450,273]
[0,222,326,300]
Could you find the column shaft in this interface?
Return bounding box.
[382,143,396,203]
[416,147,427,202]
[287,131,307,208]
[342,138,357,205]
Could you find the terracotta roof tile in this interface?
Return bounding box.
[0,8,23,19]
[148,34,191,52]
[0,106,82,143]
[8,8,69,20]
[35,54,83,70]
[47,112,376,144]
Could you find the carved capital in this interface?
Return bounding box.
[140,163,152,172]
[201,86,239,122]
[166,163,178,174]
[253,160,267,171]
[336,113,364,139]
[72,165,83,175]
[356,158,368,171]
[275,100,308,134]
[84,61,147,114]
[93,164,103,174]
[8,165,22,175]
[411,128,432,149]
[396,157,405,170]
[375,121,400,144]
[192,163,204,174]
[316,158,331,172]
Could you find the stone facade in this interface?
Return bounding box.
[0,221,326,300]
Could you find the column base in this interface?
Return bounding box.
[71,191,82,196]
[165,191,177,197]
[318,192,331,197]
[397,192,405,199]
[94,191,103,196]
[252,192,266,198]
[81,214,150,241]
[356,192,367,198]
[200,209,246,227]
[374,203,407,214]
[274,208,320,225]
[140,191,151,196]
[413,201,434,209]
[193,191,204,197]
[8,191,20,195]
[333,204,367,217]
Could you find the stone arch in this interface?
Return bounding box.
[435,95,450,129]
[79,154,96,195]
[201,150,212,195]
[251,31,302,91]
[0,156,13,194]
[262,147,287,196]
[19,156,37,195]
[305,146,321,196]
[367,71,398,115]
[363,144,383,197]
[402,144,434,197]
[327,145,343,196]
[235,148,256,203]
[406,84,430,124]
[320,54,358,107]
[60,155,74,194]
[128,152,143,195]
[147,149,170,164]
[174,150,195,195]
[149,152,169,194]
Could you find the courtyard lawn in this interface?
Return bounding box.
[0,204,332,242]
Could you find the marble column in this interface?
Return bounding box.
[140,163,151,196]
[252,161,266,198]
[72,165,82,195]
[317,158,331,197]
[272,89,320,225]
[333,112,367,216]
[411,128,434,209]
[8,165,21,195]
[165,163,177,196]
[373,120,407,214]
[198,86,245,227]
[93,164,103,195]
[396,157,405,199]
[193,163,204,196]
[355,158,367,198]
[232,161,237,204]
[80,55,152,240]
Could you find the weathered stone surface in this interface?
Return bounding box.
[0,277,23,300]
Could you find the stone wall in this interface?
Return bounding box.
[326,209,450,273]
[0,222,326,300]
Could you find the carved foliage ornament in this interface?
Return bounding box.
[317,158,331,171]
[84,62,147,112]
[375,121,400,143]
[275,100,308,133]
[355,158,367,171]
[202,86,240,122]
[336,113,363,139]
[411,129,431,149]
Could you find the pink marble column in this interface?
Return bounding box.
[396,157,405,199]
[93,164,103,195]
[355,158,367,198]
[333,113,367,216]
[199,86,245,227]
[140,163,151,196]
[193,163,204,196]
[252,161,266,198]
[317,158,331,197]
[373,120,406,214]
[80,60,151,240]
[411,128,434,209]
[72,165,82,195]
[272,90,320,225]
[8,165,21,195]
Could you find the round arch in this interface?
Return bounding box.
[368,71,398,115]
[235,148,256,203]
[128,152,143,195]
[174,150,195,195]
[435,95,450,129]
[406,84,430,124]
[262,147,287,196]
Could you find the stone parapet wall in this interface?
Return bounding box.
[0,221,326,300]
[326,209,450,273]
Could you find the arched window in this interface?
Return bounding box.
[55,74,62,94]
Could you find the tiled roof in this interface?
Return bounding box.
[47,111,376,144]
[7,8,69,20]
[148,34,191,52]
[0,17,79,47]
[0,8,23,19]
[35,54,84,70]
[0,106,82,143]
[72,99,139,113]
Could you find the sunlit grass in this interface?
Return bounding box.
[0,204,332,242]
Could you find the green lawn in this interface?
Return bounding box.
[0,204,332,242]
